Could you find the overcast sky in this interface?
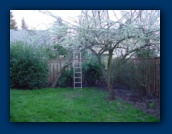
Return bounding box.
[11,10,82,30]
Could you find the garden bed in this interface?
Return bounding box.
[113,83,160,118]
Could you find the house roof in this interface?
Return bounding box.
[10,29,53,45]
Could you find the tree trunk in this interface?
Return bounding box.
[109,85,115,100]
[50,62,71,88]
[107,50,115,100]
[96,50,116,100]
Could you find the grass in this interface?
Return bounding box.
[10,88,160,122]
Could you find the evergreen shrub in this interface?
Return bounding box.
[10,42,48,89]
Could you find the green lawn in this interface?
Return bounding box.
[10,88,160,122]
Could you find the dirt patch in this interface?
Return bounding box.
[95,82,160,118]
[113,83,160,118]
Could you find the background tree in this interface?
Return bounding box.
[21,17,28,30]
[10,11,18,29]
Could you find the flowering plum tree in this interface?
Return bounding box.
[40,10,160,99]
[76,10,160,99]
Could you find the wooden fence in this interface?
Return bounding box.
[116,57,160,97]
[48,58,71,85]
[48,57,160,97]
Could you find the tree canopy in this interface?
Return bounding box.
[38,10,160,98]
[74,10,160,99]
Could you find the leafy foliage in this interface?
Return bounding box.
[10,42,49,89]
[113,57,155,93]
[113,58,139,89]
[57,70,73,87]
[136,48,157,58]
[44,44,68,59]
[82,57,102,86]
[55,56,103,88]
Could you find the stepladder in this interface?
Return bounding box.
[73,50,82,89]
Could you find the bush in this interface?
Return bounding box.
[57,57,103,88]
[113,59,139,89]
[136,48,157,58]
[10,42,49,89]
[113,57,155,92]
[57,70,73,87]
[82,57,102,87]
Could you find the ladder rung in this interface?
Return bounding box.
[74,82,82,83]
[74,77,82,78]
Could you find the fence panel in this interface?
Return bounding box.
[48,58,72,85]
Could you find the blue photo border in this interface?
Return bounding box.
[1,0,170,133]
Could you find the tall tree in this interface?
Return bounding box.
[21,17,28,30]
[10,11,18,29]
